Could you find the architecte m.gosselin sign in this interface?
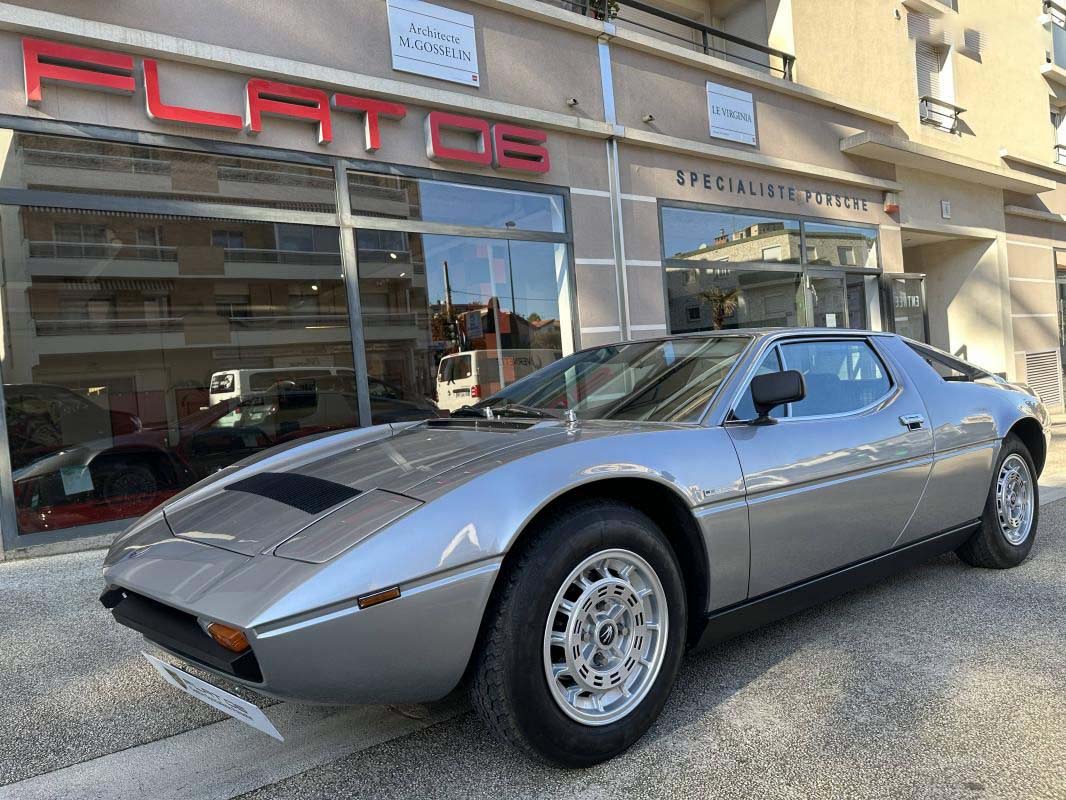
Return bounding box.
[387,0,480,87]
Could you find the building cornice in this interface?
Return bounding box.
[1005,204,1066,224]
[841,132,1056,195]
[620,126,902,192]
[1000,148,1066,181]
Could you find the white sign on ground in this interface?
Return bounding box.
[387,0,480,87]
[707,82,758,146]
[143,652,284,740]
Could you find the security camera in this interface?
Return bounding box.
[566,97,579,107]
[642,113,655,123]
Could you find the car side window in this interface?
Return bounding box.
[732,348,785,421]
[905,341,988,382]
[779,339,891,418]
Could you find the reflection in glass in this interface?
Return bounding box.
[348,171,565,233]
[803,222,878,268]
[356,231,565,424]
[667,266,803,332]
[888,277,927,342]
[8,133,337,212]
[480,336,750,423]
[809,274,846,328]
[2,207,353,534]
[661,207,801,264]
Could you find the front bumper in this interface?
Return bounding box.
[101,587,262,682]
[102,558,501,705]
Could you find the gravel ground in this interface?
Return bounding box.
[0,550,274,786]
[239,503,1066,800]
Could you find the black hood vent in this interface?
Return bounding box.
[224,472,361,514]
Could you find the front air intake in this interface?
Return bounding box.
[224,472,361,514]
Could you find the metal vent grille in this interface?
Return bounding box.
[1024,350,1064,409]
[225,472,361,514]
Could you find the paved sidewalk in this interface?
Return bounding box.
[2,447,1065,798]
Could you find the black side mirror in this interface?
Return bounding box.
[750,370,806,425]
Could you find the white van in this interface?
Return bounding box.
[208,367,355,408]
[436,349,560,413]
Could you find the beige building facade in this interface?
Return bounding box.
[0,0,1062,556]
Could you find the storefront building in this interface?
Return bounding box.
[0,0,1061,557]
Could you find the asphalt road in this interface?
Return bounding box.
[2,495,1064,798]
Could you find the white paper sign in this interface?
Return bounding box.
[387,0,480,87]
[707,82,757,146]
[60,465,93,495]
[825,313,838,328]
[143,652,284,741]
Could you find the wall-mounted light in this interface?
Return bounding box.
[883,191,900,215]
[642,113,655,123]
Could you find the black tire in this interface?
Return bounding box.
[956,434,1039,569]
[470,499,686,767]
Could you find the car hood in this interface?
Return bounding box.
[160,420,573,557]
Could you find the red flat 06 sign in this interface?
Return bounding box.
[21,37,549,175]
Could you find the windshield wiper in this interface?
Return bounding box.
[450,402,558,420]
[490,402,559,419]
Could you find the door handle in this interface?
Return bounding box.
[899,414,925,431]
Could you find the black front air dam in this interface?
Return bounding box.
[101,587,263,683]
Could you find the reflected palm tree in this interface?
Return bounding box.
[699,286,741,330]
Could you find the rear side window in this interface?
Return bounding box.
[440,355,473,381]
[780,339,891,417]
[906,341,988,382]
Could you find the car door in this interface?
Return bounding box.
[725,336,934,597]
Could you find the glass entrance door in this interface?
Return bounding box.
[807,270,847,328]
[883,274,928,342]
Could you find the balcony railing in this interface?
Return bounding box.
[545,0,795,80]
[222,247,342,267]
[28,241,179,261]
[22,148,171,175]
[35,317,184,336]
[229,314,349,330]
[919,95,965,132]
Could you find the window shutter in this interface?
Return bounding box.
[915,41,942,100]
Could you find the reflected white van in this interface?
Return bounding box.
[208,367,354,407]
[436,349,559,413]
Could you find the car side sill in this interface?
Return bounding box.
[693,520,980,651]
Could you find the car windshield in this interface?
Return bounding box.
[478,336,751,422]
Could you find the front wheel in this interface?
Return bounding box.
[471,500,686,767]
[956,434,1039,569]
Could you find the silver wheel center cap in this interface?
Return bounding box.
[596,621,617,647]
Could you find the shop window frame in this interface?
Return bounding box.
[0,113,577,555]
[657,199,883,335]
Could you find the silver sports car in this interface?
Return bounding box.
[101,329,1049,766]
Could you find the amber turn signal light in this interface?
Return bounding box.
[207,622,250,653]
[357,586,401,609]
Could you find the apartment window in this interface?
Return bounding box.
[1053,107,1066,165]
[916,40,959,131]
[211,229,245,249]
[686,306,701,321]
[837,246,857,266]
[1048,1,1066,67]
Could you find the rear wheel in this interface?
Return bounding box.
[956,434,1039,569]
[471,500,686,767]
